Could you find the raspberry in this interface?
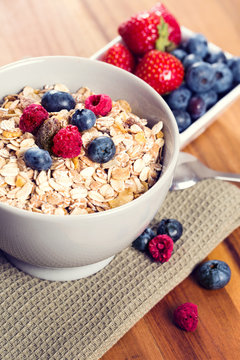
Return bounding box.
[85,94,112,116]
[148,234,173,263]
[52,125,82,158]
[173,303,198,332]
[19,104,49,134]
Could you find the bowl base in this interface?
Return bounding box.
[4,253,114,281]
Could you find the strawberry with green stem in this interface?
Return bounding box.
[118,3,181,56]
[151,2,181,52]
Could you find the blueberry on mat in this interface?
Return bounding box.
[157,219,183,242]
[132,227,155,252]
[196,260,231,289]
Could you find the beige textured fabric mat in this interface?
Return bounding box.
[1,179,240,360]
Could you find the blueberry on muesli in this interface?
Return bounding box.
[71,108,96,132]
[41,90,76,112]
[87,136,116,163]
[24,147,52,171]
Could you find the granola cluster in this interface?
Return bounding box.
[0,84,164,215]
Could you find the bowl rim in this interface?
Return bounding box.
[0,55,179,220]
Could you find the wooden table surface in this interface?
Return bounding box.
[1,0,239,359]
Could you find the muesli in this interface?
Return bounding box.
[0,84,164,215]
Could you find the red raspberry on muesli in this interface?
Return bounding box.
[52,125,82,158]
[85,94,112,116]
[19,104,49,134]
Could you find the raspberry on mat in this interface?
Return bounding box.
[148,234,174,263]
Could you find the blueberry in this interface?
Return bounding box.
[226,57,235,68]
[212,63,233,93]
[157,219,183,242]
[24,147,52,171]
[204,49,227,64]
[182,54,202,70]
[199,90,218,109]
[179,39,189,51]
[186,61,216,93]
[166,85,192,110]
[186,33,208,58]
[196,260,231,289]
[170,49,187,61]
[41,90,76,112]
[87,136,116,163]
[132,227,155,252]
[172,110,192,133]
[71,109,96,132]
[188,95,207,120]
[230,57,240,83]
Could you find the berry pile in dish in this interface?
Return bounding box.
[101,2,240,133]
[0,85,164,215]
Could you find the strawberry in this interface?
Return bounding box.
[134,50,184,95]
[118,4,181,56]
[101,43,135,72]
[150,3,181,51]
[118,11,160,56]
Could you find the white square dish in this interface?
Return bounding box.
[90,26,240,149]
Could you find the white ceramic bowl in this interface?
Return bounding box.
[0,56,179,280]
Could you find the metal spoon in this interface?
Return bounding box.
[170,152,240,191]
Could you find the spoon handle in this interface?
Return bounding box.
[214,172,240,183]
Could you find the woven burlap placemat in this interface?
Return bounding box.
[1,179,240,360]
